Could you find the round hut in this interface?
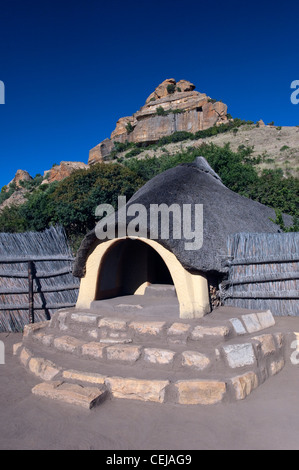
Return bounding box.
[73,157,285,319]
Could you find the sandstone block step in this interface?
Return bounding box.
[175,379,227,405]
[24,322,285,379]
[15,340,285,406]
[105,377,170,404]
[32,381,108,409]
[16,307,284,408]
[43,309,277,350]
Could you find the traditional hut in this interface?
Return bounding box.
[73,157,289,319]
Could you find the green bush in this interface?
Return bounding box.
[125,122,134,134]
[124,142,298,219]
[167,84,176,94]
[158,131,193,146]
[0,163,144,252]
[156,106,167,116]
[125,147,142,159]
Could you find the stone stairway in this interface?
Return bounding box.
[13,301,286,409]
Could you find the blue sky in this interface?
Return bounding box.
[0,0,298,188]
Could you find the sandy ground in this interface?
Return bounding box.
[1,317,299,451]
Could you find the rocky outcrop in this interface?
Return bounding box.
[0,162,90,212]
[43,161,89,184]
[0,188,28,212]
[7,170,32,189]
[88,79,229,164]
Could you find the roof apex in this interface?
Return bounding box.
[185,156,223,184]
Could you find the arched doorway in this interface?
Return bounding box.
[95,238,174,300]
[76,236,210,319]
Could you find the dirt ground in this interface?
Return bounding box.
[1,317,299,451]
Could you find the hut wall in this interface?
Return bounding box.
[0,226,79,332]
[222,232,299,316]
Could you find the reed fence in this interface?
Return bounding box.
[0,226,79,332]
[221,232,299,316]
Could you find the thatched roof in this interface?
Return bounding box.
[73,157,290,278]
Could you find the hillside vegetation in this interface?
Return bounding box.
[0,120,298,252]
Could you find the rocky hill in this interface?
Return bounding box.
[0,78,298,216]
[88,78,229,164]
[0,161,88,213]
[110,122,299,179]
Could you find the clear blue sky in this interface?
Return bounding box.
[0,0,298,188]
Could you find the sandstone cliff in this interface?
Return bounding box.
[88,79,228,164]
[6,169,32,189]
[43,161,89,184]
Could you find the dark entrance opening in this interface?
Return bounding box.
[96,239,174,300]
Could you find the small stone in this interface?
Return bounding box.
[88,329,98,339]
[167,323,191,336]
[57,311,68,331]
[274,333,284,348]
[28,357,60,381]
[13,342,22,356]
[108,332,129,339]
[98,317,127,331]
[34,331,46,341]
[99,338,132,344]
[222,343,256,368]
[63,369,106,385]
[191,325,229,340]
[242,314,262,333]
[81,342,106,359]
[35,333,53,346]
[270,359,285,376]
[181,351,210,370]
[19,347,32,366]
[144,348,175,365]
[32,381,107,409]
[231,371,259,400]
[23,321,48,337]
[175,380,226,405]
[129,321,165,336]
[257,310,275,329]
[105,377,169,403]
[252,334,276,355]
[71,313,98,324]
[53,335,84,353]
[106,344,142,362]
[229,318,246,335]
